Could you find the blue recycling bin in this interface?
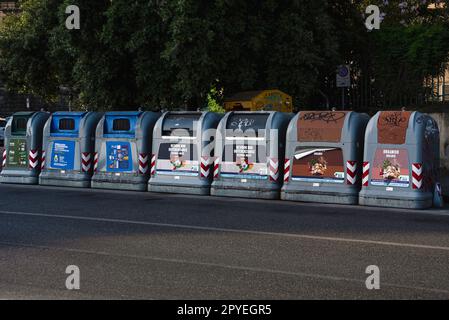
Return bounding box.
[90,111,160,191]
[39,111,103,187]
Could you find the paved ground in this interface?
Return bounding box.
[0,183,449,299]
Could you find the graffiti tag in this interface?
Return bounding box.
[230,118,255,131]
[381,112,407,127]
[300,112,346,124]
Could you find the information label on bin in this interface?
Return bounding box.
[370,148,410,188]
[156,142,199,176]
[291,148,345,184]
[7,139,27,167]
[220,143,268,179]
[50,140,75,170]
[106,141,132,172]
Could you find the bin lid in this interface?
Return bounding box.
[105,111,142,117]
[297,111,348,142]
[12,111,35,117]
[52,111,87,116]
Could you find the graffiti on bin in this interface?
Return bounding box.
[379,112,409,127]
[299,112,346,124]
[297,111,347,143]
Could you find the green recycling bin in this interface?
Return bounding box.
[1,111,50,184]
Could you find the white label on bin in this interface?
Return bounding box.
[386,187,394,191]
[313,183,320,187]
[174,176,180,180]
[241,179,247,183]
[115,173,121,176]
[60,170,66,174]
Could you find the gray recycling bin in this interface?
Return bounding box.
[210,111,292,199]
[281,111,369,204]
[148,111,222,195]
[359,111,440,209]
[91,111,160,191]
[1,111,50,184]
[39,112,103,188]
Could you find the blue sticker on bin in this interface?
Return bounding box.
[51,140,75,170]
[106,141,133,172]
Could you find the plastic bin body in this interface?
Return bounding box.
[1,111,50,184]
[39,112,103,188]
[148,112,222,195]
[359,111,440,209]
[281,111,369,204]
[211,111,292,199]
[91,111,160,191]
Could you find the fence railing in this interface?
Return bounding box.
[0,2,17,11]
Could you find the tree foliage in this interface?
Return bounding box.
[0,0,449,111]
[358,0,449,106]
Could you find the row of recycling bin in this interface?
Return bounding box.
[0,110,442,209]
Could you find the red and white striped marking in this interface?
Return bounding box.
[139,153,149,174]
[346,161,357,185]
[29,149,39,169]
[93,152,98,172]
[150,154,156,176]
[2,149,6,167]
[41,151,46,170]
[283,159,291,183]
[362,161,370,187]
[200,156,211,178]
[81,152,91,172]
[412,163,423,190]
[269,158,279,182]
[213,157,220,179]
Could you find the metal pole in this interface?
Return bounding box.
[341,87,345,110]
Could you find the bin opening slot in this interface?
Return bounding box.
[104,114,138,137]
[12,117,28,134]
[113,118,131,131]
[59,118,75,131]
[162,113,201,138]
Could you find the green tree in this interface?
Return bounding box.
[0,0,62,102]
[160,0,342,109]
[357,0,449,108]
[7,0,445,111]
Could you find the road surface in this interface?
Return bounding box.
[1,184,449,299]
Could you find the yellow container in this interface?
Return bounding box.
[224,90,293,113]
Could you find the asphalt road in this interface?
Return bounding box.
[1,183,449,299]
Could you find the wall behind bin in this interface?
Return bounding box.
[429,112,449,197]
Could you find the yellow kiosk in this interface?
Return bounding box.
[224,90,293,113]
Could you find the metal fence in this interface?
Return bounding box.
[319,64,449,112]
